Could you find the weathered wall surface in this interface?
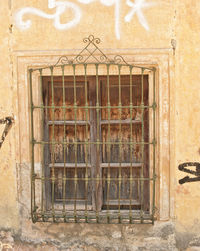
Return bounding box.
[175,0,200,228]
[0,2,18,231]
[0,0,200,250]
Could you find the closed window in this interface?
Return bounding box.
[29,36,156,223]
[43,74,149,210]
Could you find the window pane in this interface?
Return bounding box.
[102,167,141,209]
[101,124,142,163]
[52,168,92,206]
[101,75,148,120]
[45,78,89,121]
[49,125,90,164]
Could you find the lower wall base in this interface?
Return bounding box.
[1,221,200,251]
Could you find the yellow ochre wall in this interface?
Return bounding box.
[0,0,200,236]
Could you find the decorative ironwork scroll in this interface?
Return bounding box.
[54,35,129,66]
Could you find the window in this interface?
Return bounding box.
[30,36,156,223]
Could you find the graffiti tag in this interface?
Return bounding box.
[15,0,155,40]
[178,162,200,184]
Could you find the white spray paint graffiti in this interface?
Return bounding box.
[77,0,95,3]
[15,1,81,30]
[15,0,154,39]
[125,0,155,30]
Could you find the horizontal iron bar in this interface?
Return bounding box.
[47,119,143,125]
[33,211,153,218]
[31,63,155,72]
[34,218,154,224]
[49,163,92,168]
[100,119,142,125]
[33,105,154,109]
[48,163,142,168]
[32,211,155,223]
[48,120,89,125]
[33,140,154,145]
[34,177,155,181]
[100,163,142,168]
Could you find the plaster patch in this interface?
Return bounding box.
[111,231,122,239]
[163,176,169,216]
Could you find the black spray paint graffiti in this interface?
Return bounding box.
[0,117,14,150]
[178,162,200,184]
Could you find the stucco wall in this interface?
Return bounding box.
[0,0,200,250]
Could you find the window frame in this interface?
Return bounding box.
[15,40,172,224]
[42,74,151,213]
[29,57,157,223]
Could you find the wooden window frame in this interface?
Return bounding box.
[42,74,150,213]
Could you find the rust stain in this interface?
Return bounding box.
[176,185,190,195]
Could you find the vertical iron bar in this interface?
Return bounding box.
[30,69,35,222]
[95,64,100,223]
[50,66,55,221]
[84,64,89,222]
[73,64,78,222]
[129,66,133,223]
[152,68,156,224]
[118,65,122,223]
[39,69,45,220]
[140,68,144,223]
[62,65,66,220]
[106,64,111,223]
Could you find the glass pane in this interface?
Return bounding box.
[101,75,148,120]
[49,125,90,164]
[52,168,92,205]
[45,78,89,121]
[102,167,141,209]
[101,124,142,163]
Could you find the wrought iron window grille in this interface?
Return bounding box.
[30,35,157,224]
